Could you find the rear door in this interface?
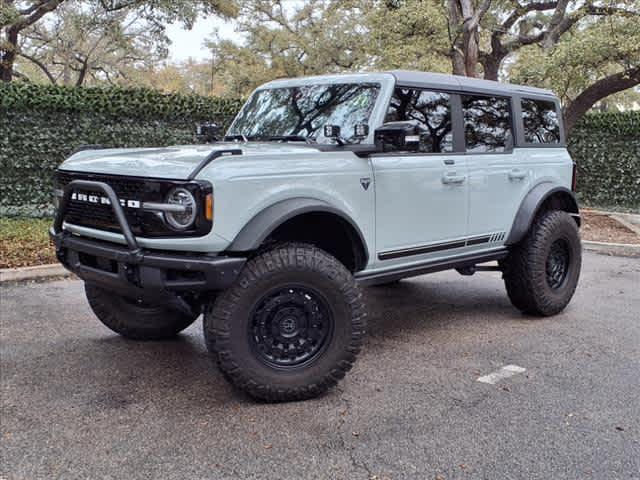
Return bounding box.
[371,88,469,265]
[464,94,528,246]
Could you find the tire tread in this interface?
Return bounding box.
[503,210,581,316]
[204,242,366,402]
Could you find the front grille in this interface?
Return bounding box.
[55,171,212,237]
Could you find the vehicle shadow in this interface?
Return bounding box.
[10,274,527,408]
[362,274,521,343]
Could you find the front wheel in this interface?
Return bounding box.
[204,243,367,402]
[85,284,198,340]
[502,210,581,316]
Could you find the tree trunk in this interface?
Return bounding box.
[462,28,480,77]
[564,67,640,134]
[481,36,506,81]
[481,54,500,81]
[1,28,19,82]
[456,0,483,78]
[75,56,90,86]
[451,49,466,76]
[447,0,466,76]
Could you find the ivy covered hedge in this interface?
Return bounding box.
[1,83,242,216]
[1,82,638,216]
[568,111,639,210]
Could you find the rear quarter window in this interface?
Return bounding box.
[521,98,561,144]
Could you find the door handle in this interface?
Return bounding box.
[442,173,466,185]
[508,169,527,181]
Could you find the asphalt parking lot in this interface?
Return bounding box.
[1,250,639,480]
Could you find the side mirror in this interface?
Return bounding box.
[196,122,220,143]
[374,121,424,152]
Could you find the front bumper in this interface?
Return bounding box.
[51,230,245,297]
[50,179,245,300]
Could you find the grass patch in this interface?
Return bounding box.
[0,217,56,268]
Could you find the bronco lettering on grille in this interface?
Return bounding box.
[71,192,141,209]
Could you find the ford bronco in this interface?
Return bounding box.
[51,71,582,401]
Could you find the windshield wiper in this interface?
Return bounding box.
[266,135,317,144]
[224,134,250,142]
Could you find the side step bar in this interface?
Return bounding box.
[355,249,508,286]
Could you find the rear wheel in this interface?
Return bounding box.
[502,210,581,316]
[204,243,367,402]
[85,283,198,340]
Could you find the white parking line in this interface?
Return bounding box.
[477,365,527,384]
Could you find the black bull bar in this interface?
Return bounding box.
[50,180,245,313]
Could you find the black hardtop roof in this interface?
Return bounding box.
[388,70,556,98]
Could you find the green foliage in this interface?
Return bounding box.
[510,16,640,108]
[0,83,242,216]
[366,0,451,73]
[569,112,640,210]
[16,1,170,87]
[206,0,376,97]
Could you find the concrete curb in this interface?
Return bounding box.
[610,214,640,236]
[582,240,640,258]
[0,264,73,284]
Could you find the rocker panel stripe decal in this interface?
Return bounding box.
[378,232,504,261]
[378,240,467,260]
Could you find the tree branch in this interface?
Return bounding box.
[499,1,559,35]
[17,50,56,83]
[18,1,48,16]
[10,0,65,32]
[564,66,640,134]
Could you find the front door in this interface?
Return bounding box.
[372,88,469,266]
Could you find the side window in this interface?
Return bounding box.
[462,95,512,153]
[521,98,561,144]
[385,88,453,153]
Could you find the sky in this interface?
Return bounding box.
[165,17,239,62]
[165,1,302,62]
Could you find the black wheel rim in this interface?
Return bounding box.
[249,285,334,369]
[546,239,570,290]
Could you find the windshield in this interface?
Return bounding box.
[227,83,380,144]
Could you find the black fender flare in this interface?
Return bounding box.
[505,183,580,245]
[226,197,369,263]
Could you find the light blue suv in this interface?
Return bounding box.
[51,71,582,401]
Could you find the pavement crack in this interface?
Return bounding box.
[335,388,373,478]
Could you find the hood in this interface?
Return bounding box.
[58,143,320,180]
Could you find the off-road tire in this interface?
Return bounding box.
[204,243,367,402]
[85,283,198,340]
[502,210,581,316]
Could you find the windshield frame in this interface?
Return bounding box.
[226,73,396,146]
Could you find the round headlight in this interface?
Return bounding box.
[164,187,197,229]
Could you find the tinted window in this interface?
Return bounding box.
[521,98,560,143]
[385,88,453,153]
[462,95,512,153]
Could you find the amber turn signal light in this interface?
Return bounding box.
[205,193,213,221]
